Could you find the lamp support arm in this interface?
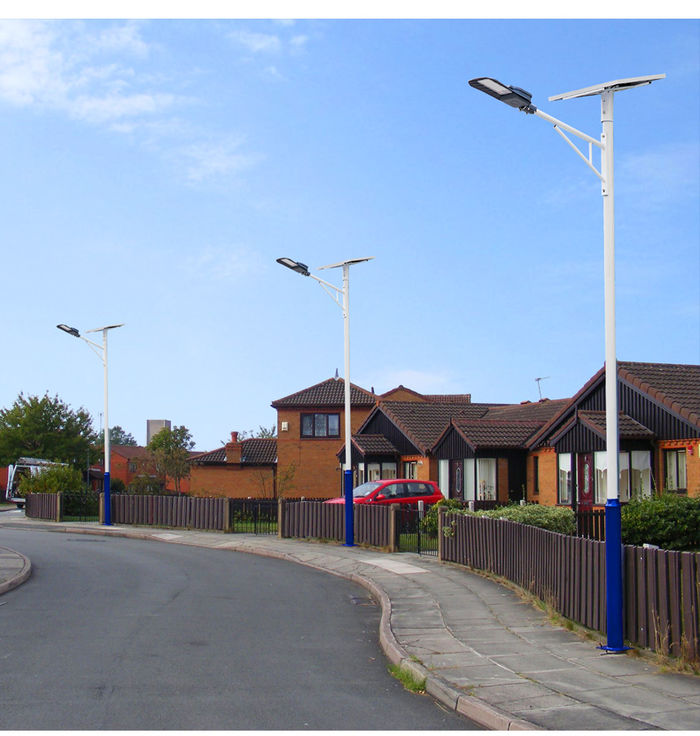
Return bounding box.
[309,273,344,309]
[533,108,605,184]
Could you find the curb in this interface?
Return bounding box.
[0,545,32,596]
[0,522,538,730]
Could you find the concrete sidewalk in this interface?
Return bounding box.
[1,514,699,730]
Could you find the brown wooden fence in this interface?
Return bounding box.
[25,493,61,521]
[110,494,229,530]
[279,500,397,550]
[439,511,700,660]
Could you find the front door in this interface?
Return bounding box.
[577,453,594,510]
[450,460,464,500]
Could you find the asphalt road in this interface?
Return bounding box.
[0,529,476,730]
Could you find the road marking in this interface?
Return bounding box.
[153,533,182,540]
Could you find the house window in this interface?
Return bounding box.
[381,462,397,480]
[665,449,687,493]
[438,459,449,498]
[465,458,475,501]
[596,451,653,503]
[558,453,572,505]
[533,456,540,496]
[403,461,417,479]
[594,452,608,505]
[128,462,137,473]
[477,458,496,500]
[300,413,340,438]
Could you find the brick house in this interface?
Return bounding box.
[188,432,277,498]
[272,377,377,499]
[526,362,700,507]
[107,445,194,494]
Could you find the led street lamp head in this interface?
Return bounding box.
[468,77,537,113]
[276,257,310,276]
[57,324,80,338]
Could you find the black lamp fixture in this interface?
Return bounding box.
[468,78,537,113]
[57,324,80,338]
[276,257,310,276]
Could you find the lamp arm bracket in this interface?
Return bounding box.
[81,336,105,363]
[309,274,343,309]
[552,125,604,182]
[534,109,602,148]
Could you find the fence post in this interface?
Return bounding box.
[99,493,104,525]
[56,492,63,523]
[222,498,232,533]
[438,505,446,561]
[388,503,399,553]
[278,498,285,538]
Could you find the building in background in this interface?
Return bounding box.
[146,419,171,444]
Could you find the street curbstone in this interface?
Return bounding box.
[0,546,32,596]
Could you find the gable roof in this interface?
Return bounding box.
[577,411,655,441]
[374,401,493,453]
[449,419,546,450]
[271,377,376,408]
[485,398,571,423]
[618,362,700,428]
[112,445,149,459]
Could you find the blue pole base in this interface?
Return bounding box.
[103,471,112,526]
[604,498,624,651]
[343,469,354,547]
[597,644,631,654]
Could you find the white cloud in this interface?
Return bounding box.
[229,30,282,54]
[178,138,263,182]
[185,245,266,282]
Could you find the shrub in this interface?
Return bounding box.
[17,465,83,495]
[475,503,576,535]
[420,498,465,535]
[621,494,700,551]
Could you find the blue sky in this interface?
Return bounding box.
[1,15,698,451]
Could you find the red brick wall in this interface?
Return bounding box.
[656,439,700,499]
[526,448,558,506]
[189,464,276,498]
[276,406,373,498]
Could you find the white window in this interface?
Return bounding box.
[594,452,607,505]
[368,463,381,481]
[464,458,475,501]
[438,460,449,498]
[665,449,687,492]
[558,453,572,505]
[357,463,365,485]
[381,463,397,480]
[477,458,496,500]
[619,452,630,502]
[403,461,417,479]
[630,451,652,499]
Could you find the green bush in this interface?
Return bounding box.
[420,498,465,535]
[17,465,83,495]
[475,503,576,535]
[621,494,700,551]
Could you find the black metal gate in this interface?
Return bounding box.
[397,504,438,557]
[63,491,100,522]
[229,499,278,535]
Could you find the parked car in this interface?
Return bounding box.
[324,479,443,506]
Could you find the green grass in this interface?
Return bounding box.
[388,664,426,694]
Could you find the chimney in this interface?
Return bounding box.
[225,431,242,464]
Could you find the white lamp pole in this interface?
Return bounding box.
[277,257,373,546]
[469,74,664,652]
[57,322,124,526]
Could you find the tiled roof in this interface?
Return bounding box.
[271,378,376,408]
[486,398,571,423]
[189,439,277,466]
[380,402,493,453]
[112,445,149,459]
[619,362,700,428]
[451,419,545,449]
[240,438,277,465]
[422,394,473,404]
[189,447,226,464]
[351,434,399,456]
[578,411,655,440]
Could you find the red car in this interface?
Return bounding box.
[324,479,443,506]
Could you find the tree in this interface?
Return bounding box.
[17,465,83,495]
[0,393,97,469]
[147,425,195,494]
[109,426,137,446]
[239,424,277,440]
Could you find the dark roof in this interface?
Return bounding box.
[351,434,400,456]
[240,438,277,465]
[577,411,655,441]
[379,401,493,453]
[619,362,700,428]
[190,439,277,466]
[451,419,546,449]
[421,394,473,404]
[112,445,149,459]
[485,398,570,423]
[271,377,376,408]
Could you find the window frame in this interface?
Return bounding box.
[664,448,687,494]
[300,412,341,439]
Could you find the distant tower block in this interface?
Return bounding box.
[147,419,171,444]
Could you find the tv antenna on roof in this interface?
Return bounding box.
[535,376,550,400]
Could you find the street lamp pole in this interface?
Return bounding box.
[57,322,124,526]
[468,74,664,652]
[277,257,373,547]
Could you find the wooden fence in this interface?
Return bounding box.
[278,500,397,550]
[440,510,699,661]
[110,494,229,530]
[25,493,61,521]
